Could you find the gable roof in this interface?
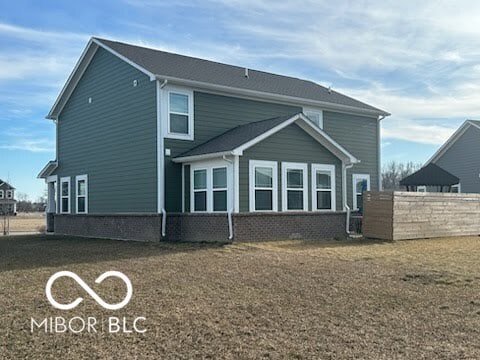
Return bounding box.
[426,120,480,164]
[0,180,15,190]
[37,160,58,179]
[47,37,390,119]
[400,163,459,187]
[173,113,358,164]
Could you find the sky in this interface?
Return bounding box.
[2,0,480,200]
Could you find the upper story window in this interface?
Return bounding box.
[303,107,323,129]
[249,160,278,212]
[60,177,71,214]
[282,162,308,211]
[0,190,3,199]
[167,88,194,140]
[6,190,13,199]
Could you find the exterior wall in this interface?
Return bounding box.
[233,212,346,241]
[164,92,301,212]
[434,126,480,193]
[55,47,157,214]
[53,212,346,242]
[239,123,343,211]
[323,111,379,208]
[363,191,480,240]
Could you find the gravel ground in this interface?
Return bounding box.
[1,235,480,359]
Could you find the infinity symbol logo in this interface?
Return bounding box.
[45,271,133,310]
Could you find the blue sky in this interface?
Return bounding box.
[2,0,480,200]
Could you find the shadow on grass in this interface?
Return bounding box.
[0,234,227,272]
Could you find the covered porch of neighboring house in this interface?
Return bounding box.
[399,163,460,193]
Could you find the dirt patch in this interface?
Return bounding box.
[1,235,480,359]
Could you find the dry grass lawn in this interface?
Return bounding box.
[1,235,480,359]
[2,212,45,232]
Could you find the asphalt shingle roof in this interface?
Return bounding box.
[400,163,459,187]
[95,38,388,115]
[175,114,298,159]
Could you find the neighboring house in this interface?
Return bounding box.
[0,180,17,215]
[418,120,480,193]
[38,37,389,241]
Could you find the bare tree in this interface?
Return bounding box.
[16,192,28,202]
[382,161,422,191]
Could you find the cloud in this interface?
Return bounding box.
[381,118,457,145]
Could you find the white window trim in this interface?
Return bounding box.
[212,167,228,212]
[352,173,370,211]
[416,185,427,193]
[6,190,13,199]
[46,175,58,214]
[60,176,71,214]
[282,162,308,212]
[249,160,278,212]
[451,184,461,193]
[0,190,3,199]
[192,168,208,212]
[190,159,232,213]
[75,174,88,214]
[303,107,324,129]
[312,164,336,211]
[165,86,194,140]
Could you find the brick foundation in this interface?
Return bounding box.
[54,211,347,242]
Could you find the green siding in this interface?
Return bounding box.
[56,47,157,213]
[239,123,342,212]
[164,92,301,212]
[323,111,379,208]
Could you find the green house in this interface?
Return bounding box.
[38,38,389,241]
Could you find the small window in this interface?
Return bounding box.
[303,108,323,129]
[60,177,71,214]
[249,160,278,212]
[6,190,13,199]
[76,175,88,214]
[168,90,193,139]
[282,163,308,211]
[353,174,370,211]
[312,164,336,211]
[193,169,207,212]
[213,167,227,212]
[416,186,426,193]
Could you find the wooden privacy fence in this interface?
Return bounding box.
[363,191,480,240]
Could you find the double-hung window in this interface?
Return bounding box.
[352,174,370,211]
[75,175,88,214]
[6,190,13,199]
[212,167,227,211]
[282,162,308,211]
[193,169,207,212]
[0,190,3,199]
[192,165,230,212]
[167,89,194,140]
[249,160,278,212]
[60,177,71,214]
[312,164,336,211]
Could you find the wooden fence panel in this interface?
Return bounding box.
[363,191,480,240]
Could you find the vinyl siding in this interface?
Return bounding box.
[434,126,480,193]
[165,92,301,212]
[323,111,379,208]
[56,47,157,213]
[239,123,343,212]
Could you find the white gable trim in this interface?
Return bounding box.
[426,121,477,164]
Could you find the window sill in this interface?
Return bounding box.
[166,132,194,141]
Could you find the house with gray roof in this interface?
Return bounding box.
[420,120,480,194]
[0,180,17,215]
[38,37,389,241]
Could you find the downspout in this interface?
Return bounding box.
[377,115,387,191]
[158,79,168,238]
[223,155,234,240]
[343,162,354,235]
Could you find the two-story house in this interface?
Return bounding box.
[38,38,389,241]
[0,180,17,215]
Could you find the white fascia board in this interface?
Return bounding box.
[154,75,390,118]
[37,161,58,179]
[172,151,234,163]
[426,121,471,164]
[47,39,98,120]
